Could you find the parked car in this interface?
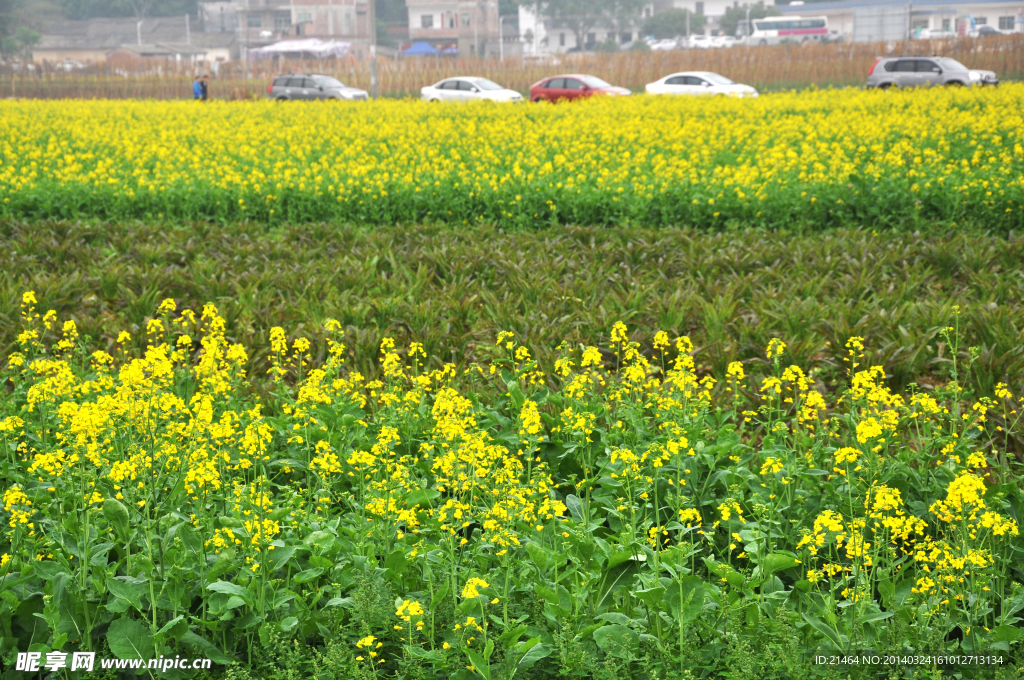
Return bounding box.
[420,77,523,103]
[711,35,738,48]
[649,39,679,51]
[686,34,713,49]
[865,56,998,88]
[645,71,758,97]
[970,25,1004,37]
[917,28,956,39]
[529,74,631,102]
[268,74,368,101]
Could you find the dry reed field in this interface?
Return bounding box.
[4,35,1023,100]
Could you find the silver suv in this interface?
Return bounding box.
[268,74,368,101]
[866,56,998,88]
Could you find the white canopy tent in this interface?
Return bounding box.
[248,39,350,60]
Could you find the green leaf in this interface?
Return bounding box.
[279,616,299,633]
[106,579,145,612]
[664,576,704,625]
[632,586,666,610]
[102,499,130,539]
[303,530,336,552]
[464,647,492,680]
[106,618,154,660]
[992,625,1021,644]
[565,494,585,523]
[292,567,324,585]
[515,638,551,671]
[409,647,443,662]
[856,608,893,625]
[594,561,642,612]
[268,545,297,572]
[205,550,235,581]
[206,580,253,605]
[725,571,745,588]
[405,488,440,509]
[802,612,844,649]
[762,553,800,574]
[155,615,188,642]
[181,630,235,665]
[592,624,639,658]
[430,583,450,608]
[535,584,559,605]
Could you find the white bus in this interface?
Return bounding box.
[736,16,829,46]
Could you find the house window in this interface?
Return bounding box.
[274,11,291,30]
[999,16,1014,30]
[421,14,433,29]
[247,15,261,28]
[559,32,565,46]
[586,32,596,46]
[621,31,631,42]
[695,2,704,15]
[942,18,950,30]
[975,16,987,25]
[447,12,455,28]
[298,12,311,23]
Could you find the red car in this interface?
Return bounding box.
[529,74,632,103]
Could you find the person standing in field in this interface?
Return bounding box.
[193,75,202,100]
[201,75,210,101]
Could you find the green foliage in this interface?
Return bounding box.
[0,24,37,55]
[2,220,1024,403]
[642,8,706,38]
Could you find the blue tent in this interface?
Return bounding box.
[402,41,440,55]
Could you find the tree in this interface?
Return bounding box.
[1,24,38,57]
[518,0,643,51]
[642,8,705,39]
[718,2,780,38]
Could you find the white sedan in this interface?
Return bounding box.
[645,71,758,97]
[649,39,679,51]
[420,77,523,103]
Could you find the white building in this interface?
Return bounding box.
[777,0,1023,41]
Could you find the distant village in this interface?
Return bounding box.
[10,0,1024,71]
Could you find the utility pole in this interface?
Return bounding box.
[240,0,249,81]
[369,0,378,97]
[186,13,191,45]
[745,5,751,46]
[499,15,505,60]
[137,19,143,45]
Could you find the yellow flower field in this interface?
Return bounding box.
[1,86,1022,227]
[1,293,1023,678]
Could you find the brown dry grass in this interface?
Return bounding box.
[4,35,1022,99]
